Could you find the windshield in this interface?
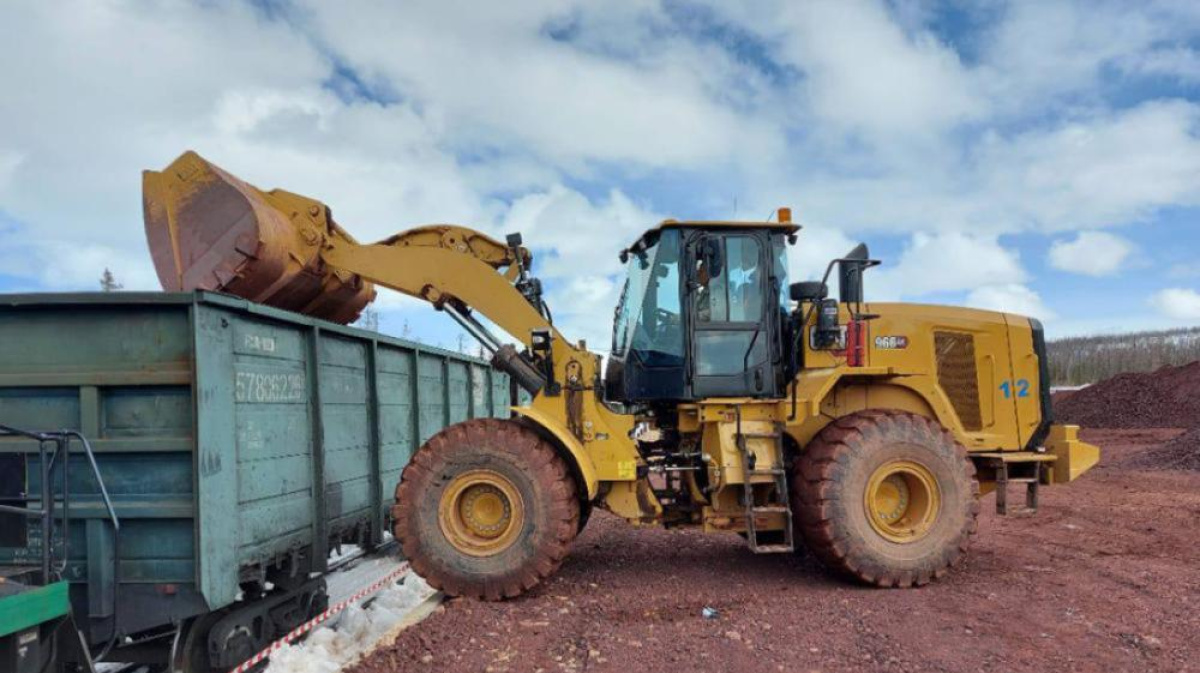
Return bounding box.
[611,229,684,366]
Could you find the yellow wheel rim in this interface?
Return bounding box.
[864,460,940,543]
[438,470,524,557]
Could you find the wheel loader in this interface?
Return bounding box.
[143,151,1099,598]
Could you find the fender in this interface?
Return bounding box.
[512,405,600,499]
[787,367,969,447]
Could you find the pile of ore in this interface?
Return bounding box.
[1054,361,1200,429]
[1054,361,1200,471]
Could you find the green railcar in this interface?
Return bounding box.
[0,580,72,672]
[0,292,514,671]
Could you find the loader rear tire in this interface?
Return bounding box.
[793,410,979,588]
[392,418,580,600]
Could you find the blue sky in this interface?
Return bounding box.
[0,0,1198,352]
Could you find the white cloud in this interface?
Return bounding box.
[0,2,328,227]
[545,274,623,352]
[1,0,1199,341]
[966,284,1056,320]
[776,99,1200,237]
[979,0,1164,112]
[769,0,983,136]
[0,150,22,194]
[1048,231,1134,276]
[973,101,1200,233]
[501,185,660,280]
[0,239,159,292]
[290,0,783,171]
[787,223,859,285]
[873,232,1026,299]
[1120,46,1200,83]
[1150,288,1200,321]
[497,185,660,346]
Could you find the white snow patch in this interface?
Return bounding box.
[1050,385,1091,392]
[265,575,435,673]
[327,543,363,566]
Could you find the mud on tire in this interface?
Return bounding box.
[392,418,580,600]
[792,410,980,588]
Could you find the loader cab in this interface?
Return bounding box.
[605,220,798,404]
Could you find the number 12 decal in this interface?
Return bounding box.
[999,379,1030,399]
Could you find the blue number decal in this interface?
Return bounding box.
[1000,379,1030,399]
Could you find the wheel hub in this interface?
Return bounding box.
[865,460,940,543]
[460,485,511,535]
[439,470,524,557]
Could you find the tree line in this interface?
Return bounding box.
[1047,326,1200,386]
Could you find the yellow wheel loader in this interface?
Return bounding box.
[144,151,1099,598]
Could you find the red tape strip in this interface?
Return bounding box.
[229,561,412,673]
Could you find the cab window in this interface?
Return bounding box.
[692,235,768,378]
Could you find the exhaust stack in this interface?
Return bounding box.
[142,151,376,324]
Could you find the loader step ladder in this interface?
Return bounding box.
[733,413,794,554]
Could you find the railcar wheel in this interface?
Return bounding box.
[392,419,580,600]
[170,612,222,673]
[793,410,980,587]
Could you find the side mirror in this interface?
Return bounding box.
[838,243,870,304]
[789,281,827,303]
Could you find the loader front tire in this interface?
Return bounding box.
[793,410,979,587]
[392,418,580,600]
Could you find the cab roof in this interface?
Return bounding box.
[626,219,801,250]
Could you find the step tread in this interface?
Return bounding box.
[998,507,1039,516]
[750,544,795,554]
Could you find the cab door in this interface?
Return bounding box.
[687,231,778,398]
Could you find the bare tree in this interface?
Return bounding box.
[1048,326,1200,385]
[99,268,123,292]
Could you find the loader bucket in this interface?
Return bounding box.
[143,151,376,325]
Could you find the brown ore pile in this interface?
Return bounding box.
[1055,361,1200,471]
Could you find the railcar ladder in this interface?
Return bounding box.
[733,410,794,554]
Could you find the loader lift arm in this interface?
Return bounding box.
[322,226,576,357]
[143,151,589,372]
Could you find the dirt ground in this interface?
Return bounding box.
[353,429,1200,673]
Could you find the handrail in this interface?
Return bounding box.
[0,424,56,584]
[0,424,122,661]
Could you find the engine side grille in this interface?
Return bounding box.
[934,331,983,431]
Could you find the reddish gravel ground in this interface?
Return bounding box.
[352,428,1200,673]
[1128,428,1200,471]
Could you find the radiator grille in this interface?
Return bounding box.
[934,331,983,431]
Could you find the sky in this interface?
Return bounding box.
[1,0,1198,352]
